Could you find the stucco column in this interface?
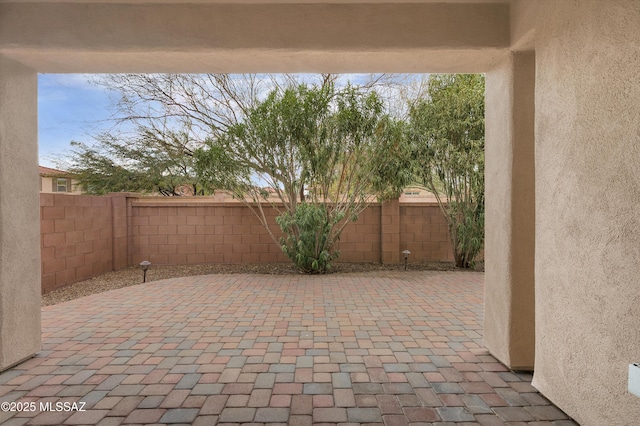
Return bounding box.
[0,55,41,371]
[484,51,536,370]
[532,1,640,424]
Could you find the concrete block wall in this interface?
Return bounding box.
[129,201,289,265]
[110,193,132,271]
[335,206,381,263]
[129,201,384,265]
[400,204,453,261]
[40,193,114,294]
[41,195,455,293]
[381,199,401,264]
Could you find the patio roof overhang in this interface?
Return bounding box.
[0,1,515,73]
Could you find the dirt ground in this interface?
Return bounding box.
[41,260,483,307]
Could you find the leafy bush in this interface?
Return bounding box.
[408,74,485,268]
[276,203,345,273]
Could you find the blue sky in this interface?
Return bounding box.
[38,74,113,168]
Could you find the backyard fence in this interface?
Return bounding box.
[40,193,453,294]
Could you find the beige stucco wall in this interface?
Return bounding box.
[509,0,536,51]
[0,55,41,371]
[485,51,535,370]
[533,1,640,424]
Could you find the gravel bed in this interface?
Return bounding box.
[41,261,482,307]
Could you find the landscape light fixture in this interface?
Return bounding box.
[139,260,151,283]
[402,250,411,271]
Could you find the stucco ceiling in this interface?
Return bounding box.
[0,0,518,72]
[0,0,511,3]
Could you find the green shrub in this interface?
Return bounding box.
[276,203,345,273]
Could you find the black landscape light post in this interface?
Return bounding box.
[402,250,411,271]
[139,260,151,283]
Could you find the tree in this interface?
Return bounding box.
[92,73,265,138]
[407,74,485,268]
[59,73,401,196]
[62,127,205,196]
[195,82,411,273]
[57,74,267,195]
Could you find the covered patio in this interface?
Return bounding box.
[0,271,574,425]
[2,3,640,423]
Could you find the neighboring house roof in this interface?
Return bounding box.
[39,166,72,177]
[39,165,82,194]
[399,186,439,203]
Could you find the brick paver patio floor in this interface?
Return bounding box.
[0,271,577,425]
